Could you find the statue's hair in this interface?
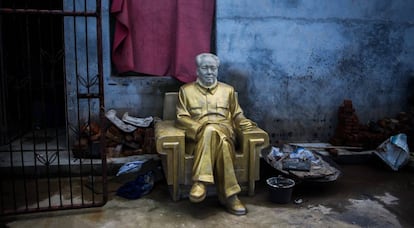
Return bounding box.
[196,53,220,66]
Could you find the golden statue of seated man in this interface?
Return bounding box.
[175,53,256,215]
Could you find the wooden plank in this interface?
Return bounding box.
[289,142,363,150]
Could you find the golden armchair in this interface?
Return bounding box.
[155,92,269,201]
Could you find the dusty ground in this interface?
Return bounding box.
[2,158,414,228]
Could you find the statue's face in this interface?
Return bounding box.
[197,56,218,87]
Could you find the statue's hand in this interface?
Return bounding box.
[238,119,256,131]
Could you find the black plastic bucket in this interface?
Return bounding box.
[266,176,295,204]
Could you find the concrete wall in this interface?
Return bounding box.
[65,0,414,144]
[100,1,182,120]
[64,0,182,135]
[216,0,414,143]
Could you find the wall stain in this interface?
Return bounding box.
[218,3,413,142]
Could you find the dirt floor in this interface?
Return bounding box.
[1,157,414,228]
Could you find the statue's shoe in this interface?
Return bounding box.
[189,182,206,203]
[221,195,247,216]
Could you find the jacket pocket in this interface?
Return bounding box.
[190,107,202,116]
[216,101,229,116]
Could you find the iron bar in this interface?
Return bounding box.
[0,8,7,146]
[0,10,5,214]
[96,0,108,203]
[21,7,31,210]
[83,0,96,204]
[73,0,85,206]
[68,0,78,207]
[49,8,65,206]
[33,13,42,209]
[61,2,74,207]
[0,178,3,214]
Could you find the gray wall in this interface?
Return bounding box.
[101,0,182,117]
[65,0,414,144]
[64,0,182,135]
[216,0,414,143]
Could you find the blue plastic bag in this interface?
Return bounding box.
[116,171,154,199]
[116,159,148,176]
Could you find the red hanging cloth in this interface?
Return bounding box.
[111,0,215,83]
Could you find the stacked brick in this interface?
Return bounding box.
[72,121,156,158]
[330,100,387,149]
[105,124,156,157]
[330,100,414,149]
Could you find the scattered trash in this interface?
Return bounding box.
[105,109,137,133]
[262,145,341,182]
[122,112,153,127]
[116,171,154,199]
[294,198,303,204]
[289,147,317,162]
[102,109,157,157]
[374,133,410,171]
[282,158,311,171]
[269,146,284,161]
[116,159,149,176]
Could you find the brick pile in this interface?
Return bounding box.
[105,124,156,157]
[72,121,156,158]
[330,100,414,150]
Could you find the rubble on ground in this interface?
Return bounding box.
[330,99,414,150]
[71,109,157,158]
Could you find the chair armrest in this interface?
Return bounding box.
[236,126,269,154]
[154,120,186,195]
[236,126,269,195]
[155,120,185,155]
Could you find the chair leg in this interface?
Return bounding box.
[248,138,265,196]
[162,141,181,201]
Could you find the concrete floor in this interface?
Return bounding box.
[2,158,414,228]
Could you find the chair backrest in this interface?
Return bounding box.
[163,92,179,120]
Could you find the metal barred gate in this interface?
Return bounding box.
[0,0,107,215]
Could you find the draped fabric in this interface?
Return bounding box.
[111,0,215,83]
